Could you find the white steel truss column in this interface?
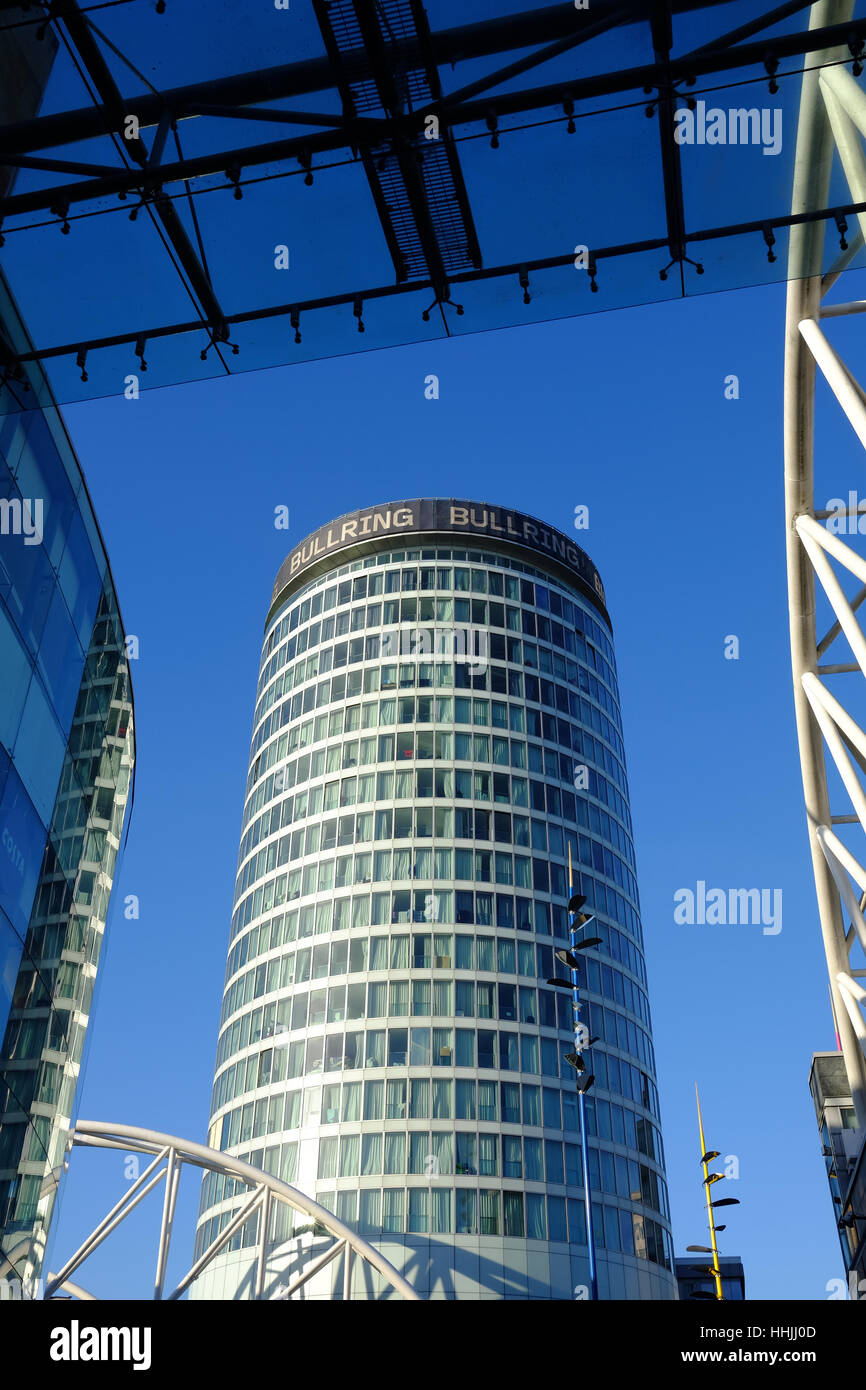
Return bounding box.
[785,0,866,1125]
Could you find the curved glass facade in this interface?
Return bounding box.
[0,271,135,1291]
[195,503,675,1299]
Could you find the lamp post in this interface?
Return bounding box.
[690,1084,740,1301]
[545,844,604,1299]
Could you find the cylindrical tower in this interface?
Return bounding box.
[193,500,675,1299]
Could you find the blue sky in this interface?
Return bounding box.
[40,272,858,1300]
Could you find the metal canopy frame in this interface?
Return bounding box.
[4,0,866,385]
[42,1119,421,1301]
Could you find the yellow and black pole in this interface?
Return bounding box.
[696,1083,724,1301]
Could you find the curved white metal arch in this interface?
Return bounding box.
[785,0,866,1126]
[44,1120,421,1301]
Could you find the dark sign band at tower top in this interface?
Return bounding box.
[270,499,609,627]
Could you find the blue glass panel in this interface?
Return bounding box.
[56,510,101,649]
[0,907,23,1043]
[0,469,56,653]
[0,764,45,937]
[0,605,32,752]
[35,587,85,734]
[11,410,78,572]
[13,673,66,825]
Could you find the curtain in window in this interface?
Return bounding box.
[431,1130,453,1175]
[408,1188,428,1234]
[395,769,413,798]
[478,1132,497,1176]
[317,1137,337,1179]
[373,850,392,882]
[361,1133,382,1175]
[367,982,386,1017]
[390,935,409,968]
[455,1132,477,1175]
[480,1189,500,1235]
[432,1080,453,1119]
[392,848,411,880]
[351,895,370,928]
[430,1187,451,1233]
[413,847,432,878]
[384,1133,405,1174]
[339,1134,360,1176]
[476,896,493,927]
[476,983,494,1018]
[456,1189,477,1234]
[342,1082,361,1121]
[281,1142,298,1183]
[434,848,452,879]
[503,1191,524,1238]
[359,1190,380,1231]
[433,980,452,1015]
[389,980,409,1015]
[478,1080,497,1122]
[435,768,454,796]
[382,1189,404,1232]
[409,1080,429,1120]
[526,1193,546,1240]
[502,1134,522,1178]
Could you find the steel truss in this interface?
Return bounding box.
[41,1120,421,1300]
[786,0,866,1129]
[4,1,866,376]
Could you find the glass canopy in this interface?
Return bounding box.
[1,0,865,410]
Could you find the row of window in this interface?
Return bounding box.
[222,897,647,1010]
[228,873,646,982]
[196,1185,671,1271]
[210,1023,662,1134]
[218,943,650,1064]
[211,1072,663,1163]
[217,978,652,1077]
[243,709,632,869]
[236,834,637,927]
[248,663,626,804]
[240,789,636,900]
[244,781,633,915]
[254,611,620,745]
[199,1132,665,1224]
[222,924,649,1017]
[263,558,616,685]
[251,693,625,808]
[250,660,627,801]
[230,879,641,977]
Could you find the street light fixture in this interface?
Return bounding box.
[548,847,599,1300]
[689,1086,740,1301]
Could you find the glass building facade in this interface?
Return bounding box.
[0,270,135,1291]
[194,501,675,1299]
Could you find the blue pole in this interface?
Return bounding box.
[568,848,598,1301]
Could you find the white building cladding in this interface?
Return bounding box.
[193,500,675,1300]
